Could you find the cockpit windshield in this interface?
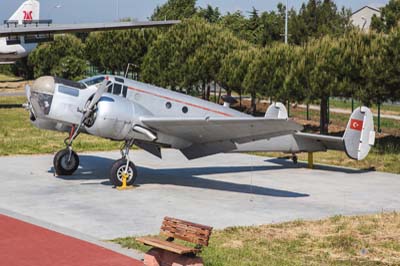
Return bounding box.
[80,76,106,87]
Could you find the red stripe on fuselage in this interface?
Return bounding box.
[128,86,234,117]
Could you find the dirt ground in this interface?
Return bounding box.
[0,80,32,93]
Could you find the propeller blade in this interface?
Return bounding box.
[85,79,108,117]
[25,84,31,100]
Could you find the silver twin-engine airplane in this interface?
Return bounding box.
[0,0,179,64]
[24,75,376,186]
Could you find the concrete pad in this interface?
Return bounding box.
[0,150,399,240]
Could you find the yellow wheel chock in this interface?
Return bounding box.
[116,172,135,191]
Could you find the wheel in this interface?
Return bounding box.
[54,149,80,176]
[292,155,298,165]
[110,159,137,187]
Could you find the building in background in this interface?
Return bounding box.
[351,5,382,32]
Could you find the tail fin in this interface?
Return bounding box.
[265,102,288,119]
[343,107,375,160]
[9,0,40,24]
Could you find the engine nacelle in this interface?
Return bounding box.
[85,95,135,140]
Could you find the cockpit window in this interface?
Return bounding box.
[80,76,106,87]
[113,83,122,95]
[107,81,113,93]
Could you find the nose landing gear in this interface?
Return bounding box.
[54,125,80,176]
[54,148,80,176]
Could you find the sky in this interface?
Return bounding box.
[1,0,389,23]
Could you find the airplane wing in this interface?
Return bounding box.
[141,117,303,144]
[0,20,180,37]
[141,117,303,159]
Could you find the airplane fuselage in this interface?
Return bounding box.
[28,75,248,148]
[0,37,37,62]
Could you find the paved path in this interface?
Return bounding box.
[0,150,399,240]
[0,213,143,266]
[0,91,24,97]
[298,104,400,121]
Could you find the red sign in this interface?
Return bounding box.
[23,11,33,20]
[350,119,363,131]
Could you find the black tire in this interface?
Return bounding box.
[110,159,137,187]
[54,149,80,176]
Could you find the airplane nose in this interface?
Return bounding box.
[30,76,55,117]
[32,76,56,95]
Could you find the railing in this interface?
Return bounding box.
[3,19,53,27]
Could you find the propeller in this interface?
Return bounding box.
[67,79,109,145]
[83,79,109,119]
[23,84,36,121]
[25,84,31,101]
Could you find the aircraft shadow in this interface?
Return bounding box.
[53,155,309,198]
[265,158,374,174]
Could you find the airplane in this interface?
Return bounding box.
[24,75,376,187]
[0,0,179,64]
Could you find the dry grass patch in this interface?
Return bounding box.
[114,213,400,266]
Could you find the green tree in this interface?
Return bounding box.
[243,44,300,114]
[142,18,244,99]
[52,56,87,81]
[85,29,156,76]
[294,0,351,44]
[151,0,197,20]
[218,46,257,104]
[219,11,254,43]
[28,35,86,80]
[306,36,344,133]
[385,26,400,102]
[197,5,221,23]
[371,0,400,33]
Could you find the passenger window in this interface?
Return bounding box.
[122,86,128,98]
[113,83,122,95]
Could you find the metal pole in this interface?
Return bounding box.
[307,103,310,120]
[378,102,382,133]
[116,0,120,20]
[351,97,354,112]
[327,97,330,124]
[287,100,290,117]
[285,0,288,44]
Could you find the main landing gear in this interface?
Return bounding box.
[53,129,138,188]
[110,140,137,187]
[292,153,298,165]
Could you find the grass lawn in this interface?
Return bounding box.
[0,73,22,82]
[113,212,400,266]
[329,99,400,116]
[0,96,120,155]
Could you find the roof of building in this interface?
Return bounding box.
[352,5,383,15]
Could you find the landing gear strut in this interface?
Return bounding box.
[292,154,298,165]
[110,140,137,187]
[54,125,80,176]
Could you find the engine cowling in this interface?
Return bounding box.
[85,95,135,140]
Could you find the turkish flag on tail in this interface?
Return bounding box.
[350,119,363,131]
